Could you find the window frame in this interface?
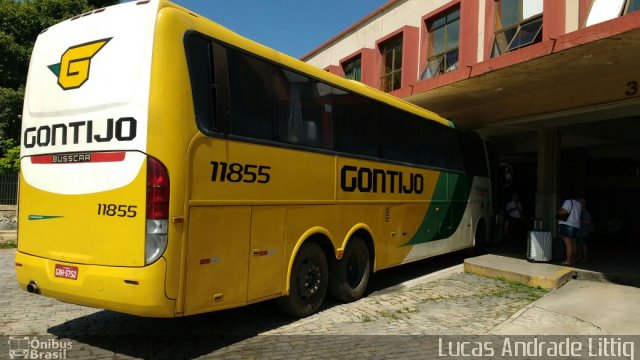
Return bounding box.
[422,7,461,80]
[184,31,231,136]
[626,0,640,14]
[343,56,362,81]
[379,36,403,92]
[585,0,640,28]
[492,0,543,57]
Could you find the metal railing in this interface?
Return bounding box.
[0,172,18,205]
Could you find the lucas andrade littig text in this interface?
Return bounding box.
[438,337,635,359]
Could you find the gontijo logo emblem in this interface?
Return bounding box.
[47,37,112,90]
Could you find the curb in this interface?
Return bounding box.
[0,230,17,244]
[464,254,575,289]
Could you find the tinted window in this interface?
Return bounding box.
[228,49,276,140]
[275,69,334,149]
[416,119,447,169]
[334,93,378,157]
[461,134,488,176]
[185,35,216,133]
[379,105,418,164]
[446,129,465,172]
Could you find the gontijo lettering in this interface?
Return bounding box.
[341,165,424,194]
[23,117,137,148]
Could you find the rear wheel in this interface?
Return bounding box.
[277,242,328,317]
[329,236,371,302]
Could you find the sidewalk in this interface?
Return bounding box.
[465,253,640,335]
[492,279,640,334]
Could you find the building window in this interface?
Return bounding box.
[380,36,403,92]
[586,0,640,27]
[343,56,362,81]
[422,8,460,80]
[492,0,543,57]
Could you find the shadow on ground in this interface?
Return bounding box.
[47,250,469,359]
[488,234,640,287]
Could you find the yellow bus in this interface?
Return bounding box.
[15,0,498,318]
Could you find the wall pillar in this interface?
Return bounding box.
[543,0,566,40]
[535,127,560,232]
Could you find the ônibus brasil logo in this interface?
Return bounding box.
[47,38,112,90]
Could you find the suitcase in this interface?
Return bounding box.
[527,231,552,262]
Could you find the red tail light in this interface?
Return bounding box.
[146,157,170,219]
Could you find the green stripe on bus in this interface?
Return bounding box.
[28,215,63,221]
[404,173,473,246]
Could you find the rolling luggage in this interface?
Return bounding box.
[527,231,552,262]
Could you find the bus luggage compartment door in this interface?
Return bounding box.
[185,206,250,314]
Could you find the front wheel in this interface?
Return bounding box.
[329,236,371,302]
[277,242,328,317]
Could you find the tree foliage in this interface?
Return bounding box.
[0,0,119,173]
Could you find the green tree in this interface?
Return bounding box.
[0,0,119,173]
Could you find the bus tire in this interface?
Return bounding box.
[277,242,328,317]
[329,236,371,302]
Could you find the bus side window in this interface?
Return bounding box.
[379,105,418,164]
[227,49,276,141]
[460,133,488,176]
[446,129,465,172]
[416,119,447,169]
[184,34,217,133]
[334,92,378,158]
[276,69,333,150]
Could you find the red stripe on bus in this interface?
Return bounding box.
[92,152,126,162]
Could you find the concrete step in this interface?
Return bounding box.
[464,254,575,289]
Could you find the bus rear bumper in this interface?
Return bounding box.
[15,251,176,317]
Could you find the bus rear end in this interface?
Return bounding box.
[15,1,176,317]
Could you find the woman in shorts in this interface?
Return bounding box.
[557,198,582,266]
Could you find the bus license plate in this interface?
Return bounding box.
[54,264,78,280]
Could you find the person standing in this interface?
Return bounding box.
[577,199,592,263]
[557,197,582,265]
[505,193,525,245]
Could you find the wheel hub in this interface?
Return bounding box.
[298,260,321,299]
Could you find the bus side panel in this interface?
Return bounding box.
[189,138,335,203]
[450,176,491,250]
[148,7,203,304]
[335,157,441,267]
[185,206,251,314]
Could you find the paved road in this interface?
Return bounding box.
[0,249,545,359]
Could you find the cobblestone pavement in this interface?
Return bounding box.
[0,249,546,359]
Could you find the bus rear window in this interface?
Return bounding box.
[185,34,216,133]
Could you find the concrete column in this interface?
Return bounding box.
[535,128,560,232]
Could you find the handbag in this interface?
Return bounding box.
[556,200,573,221]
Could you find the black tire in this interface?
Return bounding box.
[277,242,328,318]
[329,236,371,302]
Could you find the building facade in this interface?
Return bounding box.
[303,0,640,237]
